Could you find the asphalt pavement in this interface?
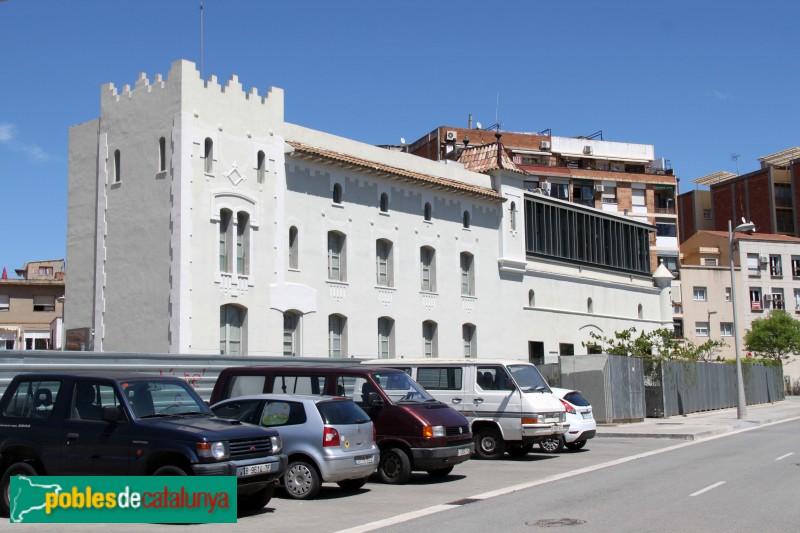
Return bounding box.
[598,394,800,440]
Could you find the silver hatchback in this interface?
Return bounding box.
[211,394,379,499]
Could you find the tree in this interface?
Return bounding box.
[744,310,800,362]
[583,327,725,362]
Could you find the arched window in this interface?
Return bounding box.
[329,314,347,357]
[462,323,476,358]
[219,209,233,272]
[204,138,213,173]
[420,246,436,292]
[424,202,432,221]
[113,150,121,183]
[528,289,535,307]
[460,252,475,296]
[158,137,166,172]
[638,304,643,319]
[378,317,395,359]
[422,321,438,358]
[510,202,517,231]
[288,226,299,269]
[328,231,346,281]
[587,298,594,314]
[380,192,389,213]
[257,150,266,183]
[463,210,471,229]
[236,212,249,275]
[332,183,343,204]
[283,311,301,356]
[376,239,393,286]
[220,304,246,355]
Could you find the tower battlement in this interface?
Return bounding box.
[100,59,283,115]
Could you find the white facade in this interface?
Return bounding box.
[65,60,671,362]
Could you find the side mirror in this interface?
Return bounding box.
[367,392,384,408]
[102,405,124,423]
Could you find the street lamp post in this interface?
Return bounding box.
[729,219,756,419]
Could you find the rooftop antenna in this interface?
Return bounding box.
[731,153,740,174]
[199,0,205,79]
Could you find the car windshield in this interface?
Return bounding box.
[508,365,551,393]
[121,380,211,418]
[373,372,435,404]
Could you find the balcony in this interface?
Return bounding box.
[653,207,676,215]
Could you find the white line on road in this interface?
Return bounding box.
[690,481,725,497]
[336,416,800,533]
[775,452,794,461]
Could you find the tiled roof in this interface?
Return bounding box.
[286,141,504,202]
[457,142,527,175]
[700,231,800,243]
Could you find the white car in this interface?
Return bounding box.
[538,387,596,453]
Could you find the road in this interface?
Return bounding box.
[10,419,800,532]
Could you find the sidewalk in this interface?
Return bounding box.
[597,395,800,440]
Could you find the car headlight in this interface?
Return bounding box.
[270,435,282,454]
[197,441,229,460]
[422,425,445,438]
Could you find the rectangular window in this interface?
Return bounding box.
[771,288,785,310]
[725,287,731,302]
[795,289,800,311]
[422,321,437,358]
[421,248,433,291]
[720,323,733,337]
[460,253,474,296]
[219,210,231,272]
[417,367,462,390]
[271,375,326,395]
[236,213,249,275]
[673,319,684,339]
[770,255,782,277]
[601,185,617,203]
[703,209,712,220]
[551,182,569,200]
[792,257,800,277]
[378,318,394,359]
[33,295,55,312]
[693,287,707,301]
[749,288,762,311]
[328,232,344,281]
[376,240,391,286]
[329,315,344,358]
[283,313,299,356]
[559,343,575,356]
[656,222,677,237]
[0,295,8,312]
[695,322,709,337]
[747,254,760,276]
[703,258,718,266]
[462,324,476,358]
[632,188,646,206]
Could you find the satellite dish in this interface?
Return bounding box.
[400,137,406,145]
[476,121,483,130]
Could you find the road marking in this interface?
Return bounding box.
[336,416,800,533]
[775,452,794,461]
[690,481,725,497]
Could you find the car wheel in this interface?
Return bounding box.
[337,477,368,491]
[1,462,39,518]
[426,466,454,478]
[238,483,275,511]
[378,448,412,484]
[565,439,587,451]
[538,437,565,453]
[506,442,534,457]
[284,460,322,500]
[152,465,188,476]
[473,427,505,460]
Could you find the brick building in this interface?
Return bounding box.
[0,260,65,350]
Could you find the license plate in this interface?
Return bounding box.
[457,447,471,456]
[354,455,375,465]
[237,463,272,477]
[582,412,592,419]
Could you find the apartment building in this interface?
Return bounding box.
[0,260,65,350]
[65,60,672,360]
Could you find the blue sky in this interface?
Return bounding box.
[1,0,798,277]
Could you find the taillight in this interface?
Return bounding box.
[560,399,576,414]
[323,427,340,447]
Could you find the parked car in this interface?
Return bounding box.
[211,366,473,484]
[362,359,568,459]
[0,372,287,516]
[538,387,596,453]
[212,394,379,499]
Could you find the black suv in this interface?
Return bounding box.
[0,372,287,516]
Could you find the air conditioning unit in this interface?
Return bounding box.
[594,184,605,192]
[445,130,458,142]
[540,140,551,150]
[541,182,551,194]
[584,146,593,155]
[759,255,769,264]
[764,294,773,301]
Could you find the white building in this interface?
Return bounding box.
[65,60,672,362]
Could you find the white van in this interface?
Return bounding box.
[362,359,568,459]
